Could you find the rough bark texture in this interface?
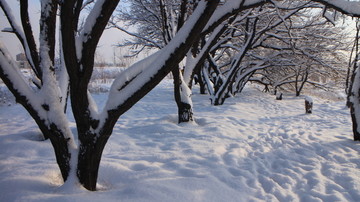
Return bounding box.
[20,0,41,78]
[348,61,360,141]
[350,106,360,141]
[77,132,109,191]
[173,68,194,123]
[195,71,207,94]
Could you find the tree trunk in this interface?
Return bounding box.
[195,71,207,94]
[212,96,224,106]
[349,64,360,141]
[178,103,193,123]
[77,142,102,191]
[350,106,360,141]
[77,130,111,191]
[305,97,313,114]
[173,67,194,123]
[199,81,207,94]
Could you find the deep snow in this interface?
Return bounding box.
[0,80,359,201]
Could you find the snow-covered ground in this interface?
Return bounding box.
[0,80,359,201]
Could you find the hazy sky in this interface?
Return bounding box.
[0,1,128,62]
[1,1,357,64]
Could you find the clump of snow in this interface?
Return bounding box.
[0,80,359,201]
[305,95,313,103]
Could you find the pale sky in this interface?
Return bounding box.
[1,1,357,64]
[0,1,128,63]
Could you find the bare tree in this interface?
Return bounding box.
[255,9,350,96]
[0,0,360,193]
[202,2,310,105]
[112,0,360,141]
[0,0,221,190]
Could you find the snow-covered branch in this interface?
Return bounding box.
[313,0,360,17]
[0,43,35,105]
[109,21,163,49]
[0,0,40,79]
[100,0,220,129]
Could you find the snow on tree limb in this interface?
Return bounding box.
[183,22,229,86]
[100,0,220,131]
[105,1,209,110]
[0,43,35,103]
[0,0,39,78]
[110,22,163,49]
[81,0,95,10]
[81,0,108,43]
[81,0,120,44]
[205,0,360,34]
[313,0,360,17]
[20,0,41,79]
[204,0,265,33]
[39,0,57,75]
[78,0,120,80]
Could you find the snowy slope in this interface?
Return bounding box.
[0,80,359,201]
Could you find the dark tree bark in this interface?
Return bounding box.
[349,64,360,141]
[173,67,194,123]
[211,17,257,106]
[172,0,194,123]
[195,70,207,94]
[20,0,41,79]
[305,98,313,114]
[350,105,360,141]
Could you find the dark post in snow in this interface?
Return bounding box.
[305,96,313,114]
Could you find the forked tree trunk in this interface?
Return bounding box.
[73,0,219,190]
[212,98,224,106]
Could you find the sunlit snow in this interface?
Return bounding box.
[0,79,359,201]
